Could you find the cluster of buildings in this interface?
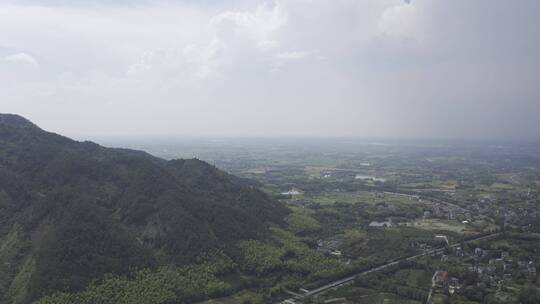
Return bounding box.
[423,201,473,222]
[368,218,393,228]
[428,241,540,302]
[433,270,461,295]
[410,234,450,252]
[470,198,539,227]
[467,248,536,282]
[439,246,538,296]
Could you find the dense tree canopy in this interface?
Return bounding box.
[0,114,288,303]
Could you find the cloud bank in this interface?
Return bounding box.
[1,0,539,140]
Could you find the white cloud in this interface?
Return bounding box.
[126,62,151,78]
[0,1,539,140]
[210,2,287,50]
[272,50,323,72]
[275,51,311,60]
[378,2,421,41]
[3,52,39,67]
[124,2,288,80]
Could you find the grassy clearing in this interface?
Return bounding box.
[310,191,418,206]
[490,182,514,190]
[468,219,498,233]
[285,206,322,234]
[323,289,423,304]
[198,290,265,304]
[393,269,431,288]
[403,219,472,234]
[489,239,512,249]
[400,182,432,189]
[475,182,515,193]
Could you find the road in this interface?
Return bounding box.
[275,232,502,304]
[425,271,439,304]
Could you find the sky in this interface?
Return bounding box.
[1,0,539,141]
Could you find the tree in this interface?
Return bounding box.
[518,286,540,304]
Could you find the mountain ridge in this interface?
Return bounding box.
[0,113,288,303]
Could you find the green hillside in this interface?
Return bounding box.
[0,114,288,303]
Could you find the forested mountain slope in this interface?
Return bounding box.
[0,114,287,303]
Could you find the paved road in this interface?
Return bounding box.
[275,232,502,304]
[425,271,439,304]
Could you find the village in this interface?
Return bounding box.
[429,241,538,302]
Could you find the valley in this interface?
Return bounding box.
[1,117,539,304]
[4,1,540,303]
[124,138,540,304]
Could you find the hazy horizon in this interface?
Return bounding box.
[2,0,540,140]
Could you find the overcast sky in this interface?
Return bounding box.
[1,0,539,140]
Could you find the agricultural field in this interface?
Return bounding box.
[403,219,473,234]
[309,191,418,207]
[121,138,540,303]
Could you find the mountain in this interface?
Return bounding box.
[0,114,288,303]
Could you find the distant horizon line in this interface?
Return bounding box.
[73,134,540,145]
